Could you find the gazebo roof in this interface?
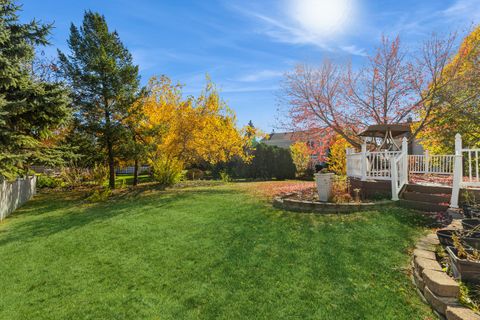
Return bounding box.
[358,123,411,138]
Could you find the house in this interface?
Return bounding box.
[261,130,324,165]
[262,131,298,149]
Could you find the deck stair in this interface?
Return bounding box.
[398,184,451,212]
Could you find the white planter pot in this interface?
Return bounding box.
[315,173,334,202]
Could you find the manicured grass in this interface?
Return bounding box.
[114,174,152,187]
[0,182,434,319]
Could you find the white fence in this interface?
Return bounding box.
[346,147,401,181]
[116,166,150,175]
[0,176,36,221]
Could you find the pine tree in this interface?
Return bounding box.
[0,0,71,179]
[58,11,140,188]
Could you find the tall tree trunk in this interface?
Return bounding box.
[133,158,139,186]
[105,109,115,189]
[107,138,115,189]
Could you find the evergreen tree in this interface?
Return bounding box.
[274,147,296,180]
[58,11,140,188]
[0,0,70,179]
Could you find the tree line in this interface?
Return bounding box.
[0,2,260,187]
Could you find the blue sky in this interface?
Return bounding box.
[20,0,480,132]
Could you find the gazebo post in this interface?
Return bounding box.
[402,137,408,184]
[361,138,367,181]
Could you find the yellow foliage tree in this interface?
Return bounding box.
[134,76,248,184]
[416,26,480,153]
[290,141,310,176]
[327,135,351,175]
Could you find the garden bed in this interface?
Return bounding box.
[411,219,480,319]
[273,188,392,214]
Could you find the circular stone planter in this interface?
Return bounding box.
[273,195,392,214]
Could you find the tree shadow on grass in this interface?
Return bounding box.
[0,186,238,248]
[385,206,435,229]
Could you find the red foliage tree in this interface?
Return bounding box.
[281,33,461,152]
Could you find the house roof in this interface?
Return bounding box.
[261,131,312,149]
[358,123,411,138]
[265,132,298,141]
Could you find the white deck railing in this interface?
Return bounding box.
[449,134,479,208]
[462,148,480,187]
[346,138,407,200]
[366,151,401,180]
[391,149,408,201]
[346,133,478,206]
[346,149,401,180]
[409,153,455,175]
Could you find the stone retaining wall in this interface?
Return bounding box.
[273,196,392,214]
[411,225,480,319]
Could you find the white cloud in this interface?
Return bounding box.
[442,0,480,21]
[237,69,284,82]
[340,45,367,57]
[221,85,279,93]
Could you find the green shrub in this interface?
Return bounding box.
[186,168,205,180]
[36,174,62,189]
[219,170,231,182]
[86,187,112,202]
[91,164,108,186]
[329,176,352,203]
[60,167,88,188]
[150,156,184,186]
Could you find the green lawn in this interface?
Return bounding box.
[114,174,152,187]
[0,182,434,319]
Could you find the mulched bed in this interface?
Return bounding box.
[283,187,320,202]
[409,174,453,186]
[435,222,480,313]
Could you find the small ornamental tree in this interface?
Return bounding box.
[327,135,351,175]
[58,11,140,188]
[0,0,71,179]
[290,141,310,176]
